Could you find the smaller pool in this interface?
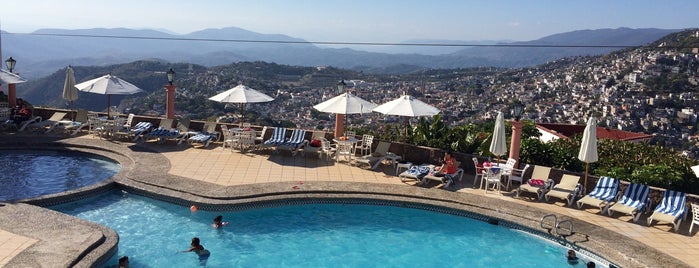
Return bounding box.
[0,150,120,201]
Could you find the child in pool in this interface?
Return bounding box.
[183,237,210,257]
[567,250,579,264]
[212,215,229,228]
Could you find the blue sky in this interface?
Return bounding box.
[3,0,697,42]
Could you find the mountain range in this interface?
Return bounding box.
[1,27,680,78]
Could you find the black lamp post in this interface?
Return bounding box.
[5,57,16,72]
[509,100,525,165]
[166,68,176,85]
[511,100,524,121]
[5,57,17,107]
[164,68,177,119]
[337,79,346,94]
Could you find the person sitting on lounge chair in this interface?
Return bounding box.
[428,149,458,188]
[12,98,32,125]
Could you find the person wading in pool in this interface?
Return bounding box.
[212,215,229,228]
[182,237,210,264]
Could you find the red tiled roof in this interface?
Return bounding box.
[536,123,653,141]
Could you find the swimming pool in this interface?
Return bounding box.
[0,150,120,201]
[53,190,600,267]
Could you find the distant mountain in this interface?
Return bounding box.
[1,27,681,77]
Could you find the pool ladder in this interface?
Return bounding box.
[540,214,574,236]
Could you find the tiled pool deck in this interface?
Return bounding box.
[0,134,698,267]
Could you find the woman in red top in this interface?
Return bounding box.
[435,150,458,188]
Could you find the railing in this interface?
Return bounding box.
[540,214,574,236]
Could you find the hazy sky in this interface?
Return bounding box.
[3,0,697,42]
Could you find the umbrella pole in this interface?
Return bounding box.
[107,94,111,118]
[584,163,590,195]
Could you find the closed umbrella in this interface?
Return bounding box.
[62,66,78,120]
[75,74,144,118]
[208,84,274,124]
[489,112,507,162]
[578,117,598,194]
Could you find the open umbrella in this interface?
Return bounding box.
[313,92,377,114]
[578,117,598,194]
[75,74,143,118]
[208,84,274,124]
[313,92,377,136]
[62,66,78,120]
[373,93,440,135]
[489,111,507,162]
[0,69,27,84]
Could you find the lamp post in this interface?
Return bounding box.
[334,80,346,138]
[164,68,176,119]
[5,57,17,108]
[508,101,525,166]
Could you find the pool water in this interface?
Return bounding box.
[0,150,120,201]
[53,191,597,268]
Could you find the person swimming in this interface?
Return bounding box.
[183,237,211,258]
[567,250,579,264]
[212,215,229,228]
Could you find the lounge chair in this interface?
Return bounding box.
[516,165,553,200]
[301,131,327,158]
[355,141,400,170]
[399,165,432,183]
[422,161,464,188]
[53,109,89,135]
[130,121,154,141]
[188,122,219,148]
[576,176,620,213]
[142,118,176,143]
[545,174,582,206]
[24,111,67,132]
[262,127,287,150]
[647,190,687,232]
[277,129,307,156]
[608,182,651,222]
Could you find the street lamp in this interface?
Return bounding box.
[164,68,177,119]
[508,100,525,166]
[334,80,348,138]
[337,79,346,94]
[166,68,175,85]
[5,57,17,107]
[5,57,16,72]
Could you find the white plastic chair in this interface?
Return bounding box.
[481,166,503,193]
[472,157,484,187]
[689,203,699,234]
[357,134,374,155]
[335,142,354,163]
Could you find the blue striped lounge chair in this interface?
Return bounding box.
[576,176,620,213]
[607,182,650,222]
[130,121,154,141]
[647,190,687,232]
[278,129,307,156]
[188,122,219,148]
[143,118,178,143]
[262,127,287,148]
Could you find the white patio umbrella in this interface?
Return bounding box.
[372,93,440,135]
[0,69,27,84]
[578,117,598,194]
[62,66,78,120]
[313,92,377,114]
[489,111,508,162]
[208,84,274,124]
[372,94,440,117]
[313,92,377,137]
[75,74,144,118]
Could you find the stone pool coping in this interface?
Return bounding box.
[0,136,691,268]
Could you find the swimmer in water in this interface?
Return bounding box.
[567,250,579,264]
[212,215,229,228]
